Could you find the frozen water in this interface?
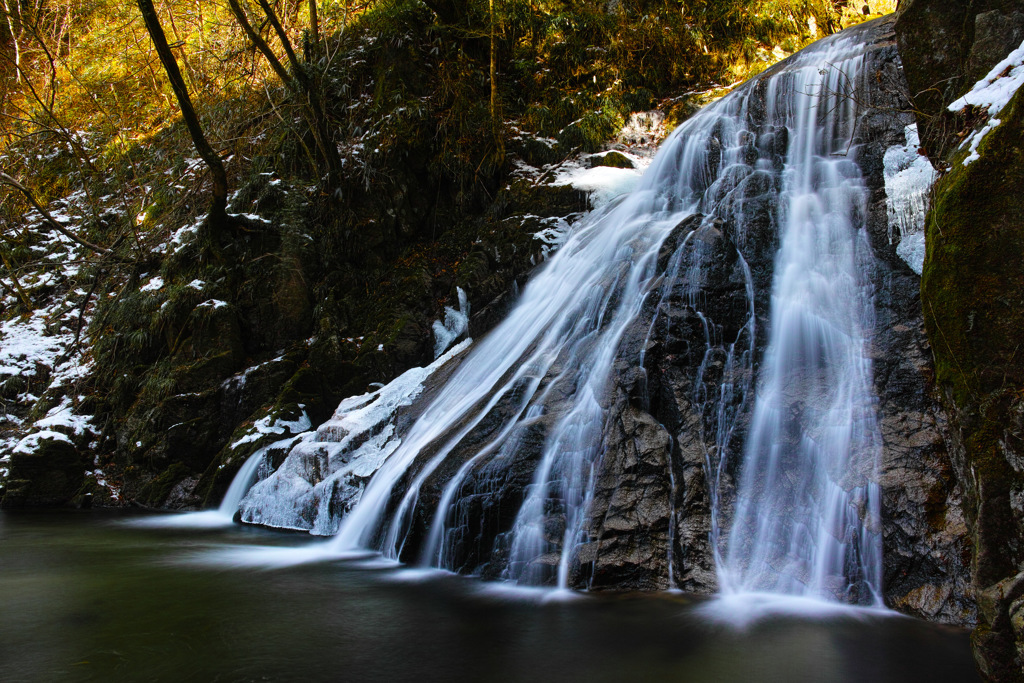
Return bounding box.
[883,124,936,275]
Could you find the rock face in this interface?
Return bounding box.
[895,0,1024,160]
[897,1,1024,678]
[921,78,1024,683]
[587,17,974,620]
[1,435,86,508]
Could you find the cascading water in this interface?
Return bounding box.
[718,40,884,604]
[128,442,277,529]
[237,22,891,603]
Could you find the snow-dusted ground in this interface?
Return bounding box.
[0,149,297,498]
[0,306,97,485]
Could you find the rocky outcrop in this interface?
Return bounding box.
[921,82,1024,683]
[1,435,87,508]
[898,0,1024,678]
[895,0,1024,161]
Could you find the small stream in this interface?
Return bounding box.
[1,510,978,682]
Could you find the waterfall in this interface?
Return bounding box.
[216,448,270,518]
[128,445,272,529]
[718,40,884,604]
[238,22,888,603]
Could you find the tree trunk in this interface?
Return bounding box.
[228,0,339,178]
[308,0,320,57]
[489,0,497,128]
[137,0,228,230]
[2,0,22,84]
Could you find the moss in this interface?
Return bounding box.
[136,462,192,508]
[589,151,635,169]
[921,67,1024,683]
[921,84,1024,407]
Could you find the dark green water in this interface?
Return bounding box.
[0,510,979,682]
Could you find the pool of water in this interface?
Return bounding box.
[0,510,980,682]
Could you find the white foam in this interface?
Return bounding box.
[698,592,896,629]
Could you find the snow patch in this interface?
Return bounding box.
[13,429,72,454]
[548,152,649,208]
[0,312,63,378]
[140,276,164,292]
[531,215,574,260]
[949,38,1024,166]
[231,407,313,450]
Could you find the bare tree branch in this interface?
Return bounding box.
[0,171,113,255]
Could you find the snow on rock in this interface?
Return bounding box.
[531,215,574,260]
[949,38,1024,166]
[549,150,650,208]
[221,355,287,392]
[238,339,473,534]
[35,396,92,437]
[13,429,72,454]
[230,406,313,450]
[883,124,937,275]
[432,287,470,359]
[161,217,204,255]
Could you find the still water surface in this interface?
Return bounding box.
[0,510,979,682]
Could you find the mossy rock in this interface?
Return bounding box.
[136,462,193,508]
[587,151,635,169]
[921,85,1024,405]
[921,81,1024,683]
[501,179,588,219]
[0,435,87,508]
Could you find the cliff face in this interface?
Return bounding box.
[897,0,1024,680]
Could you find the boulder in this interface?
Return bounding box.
[1,434,86,508]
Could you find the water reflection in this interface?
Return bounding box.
[0,511,979,682]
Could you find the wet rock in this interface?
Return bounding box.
[586,405,673,590]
